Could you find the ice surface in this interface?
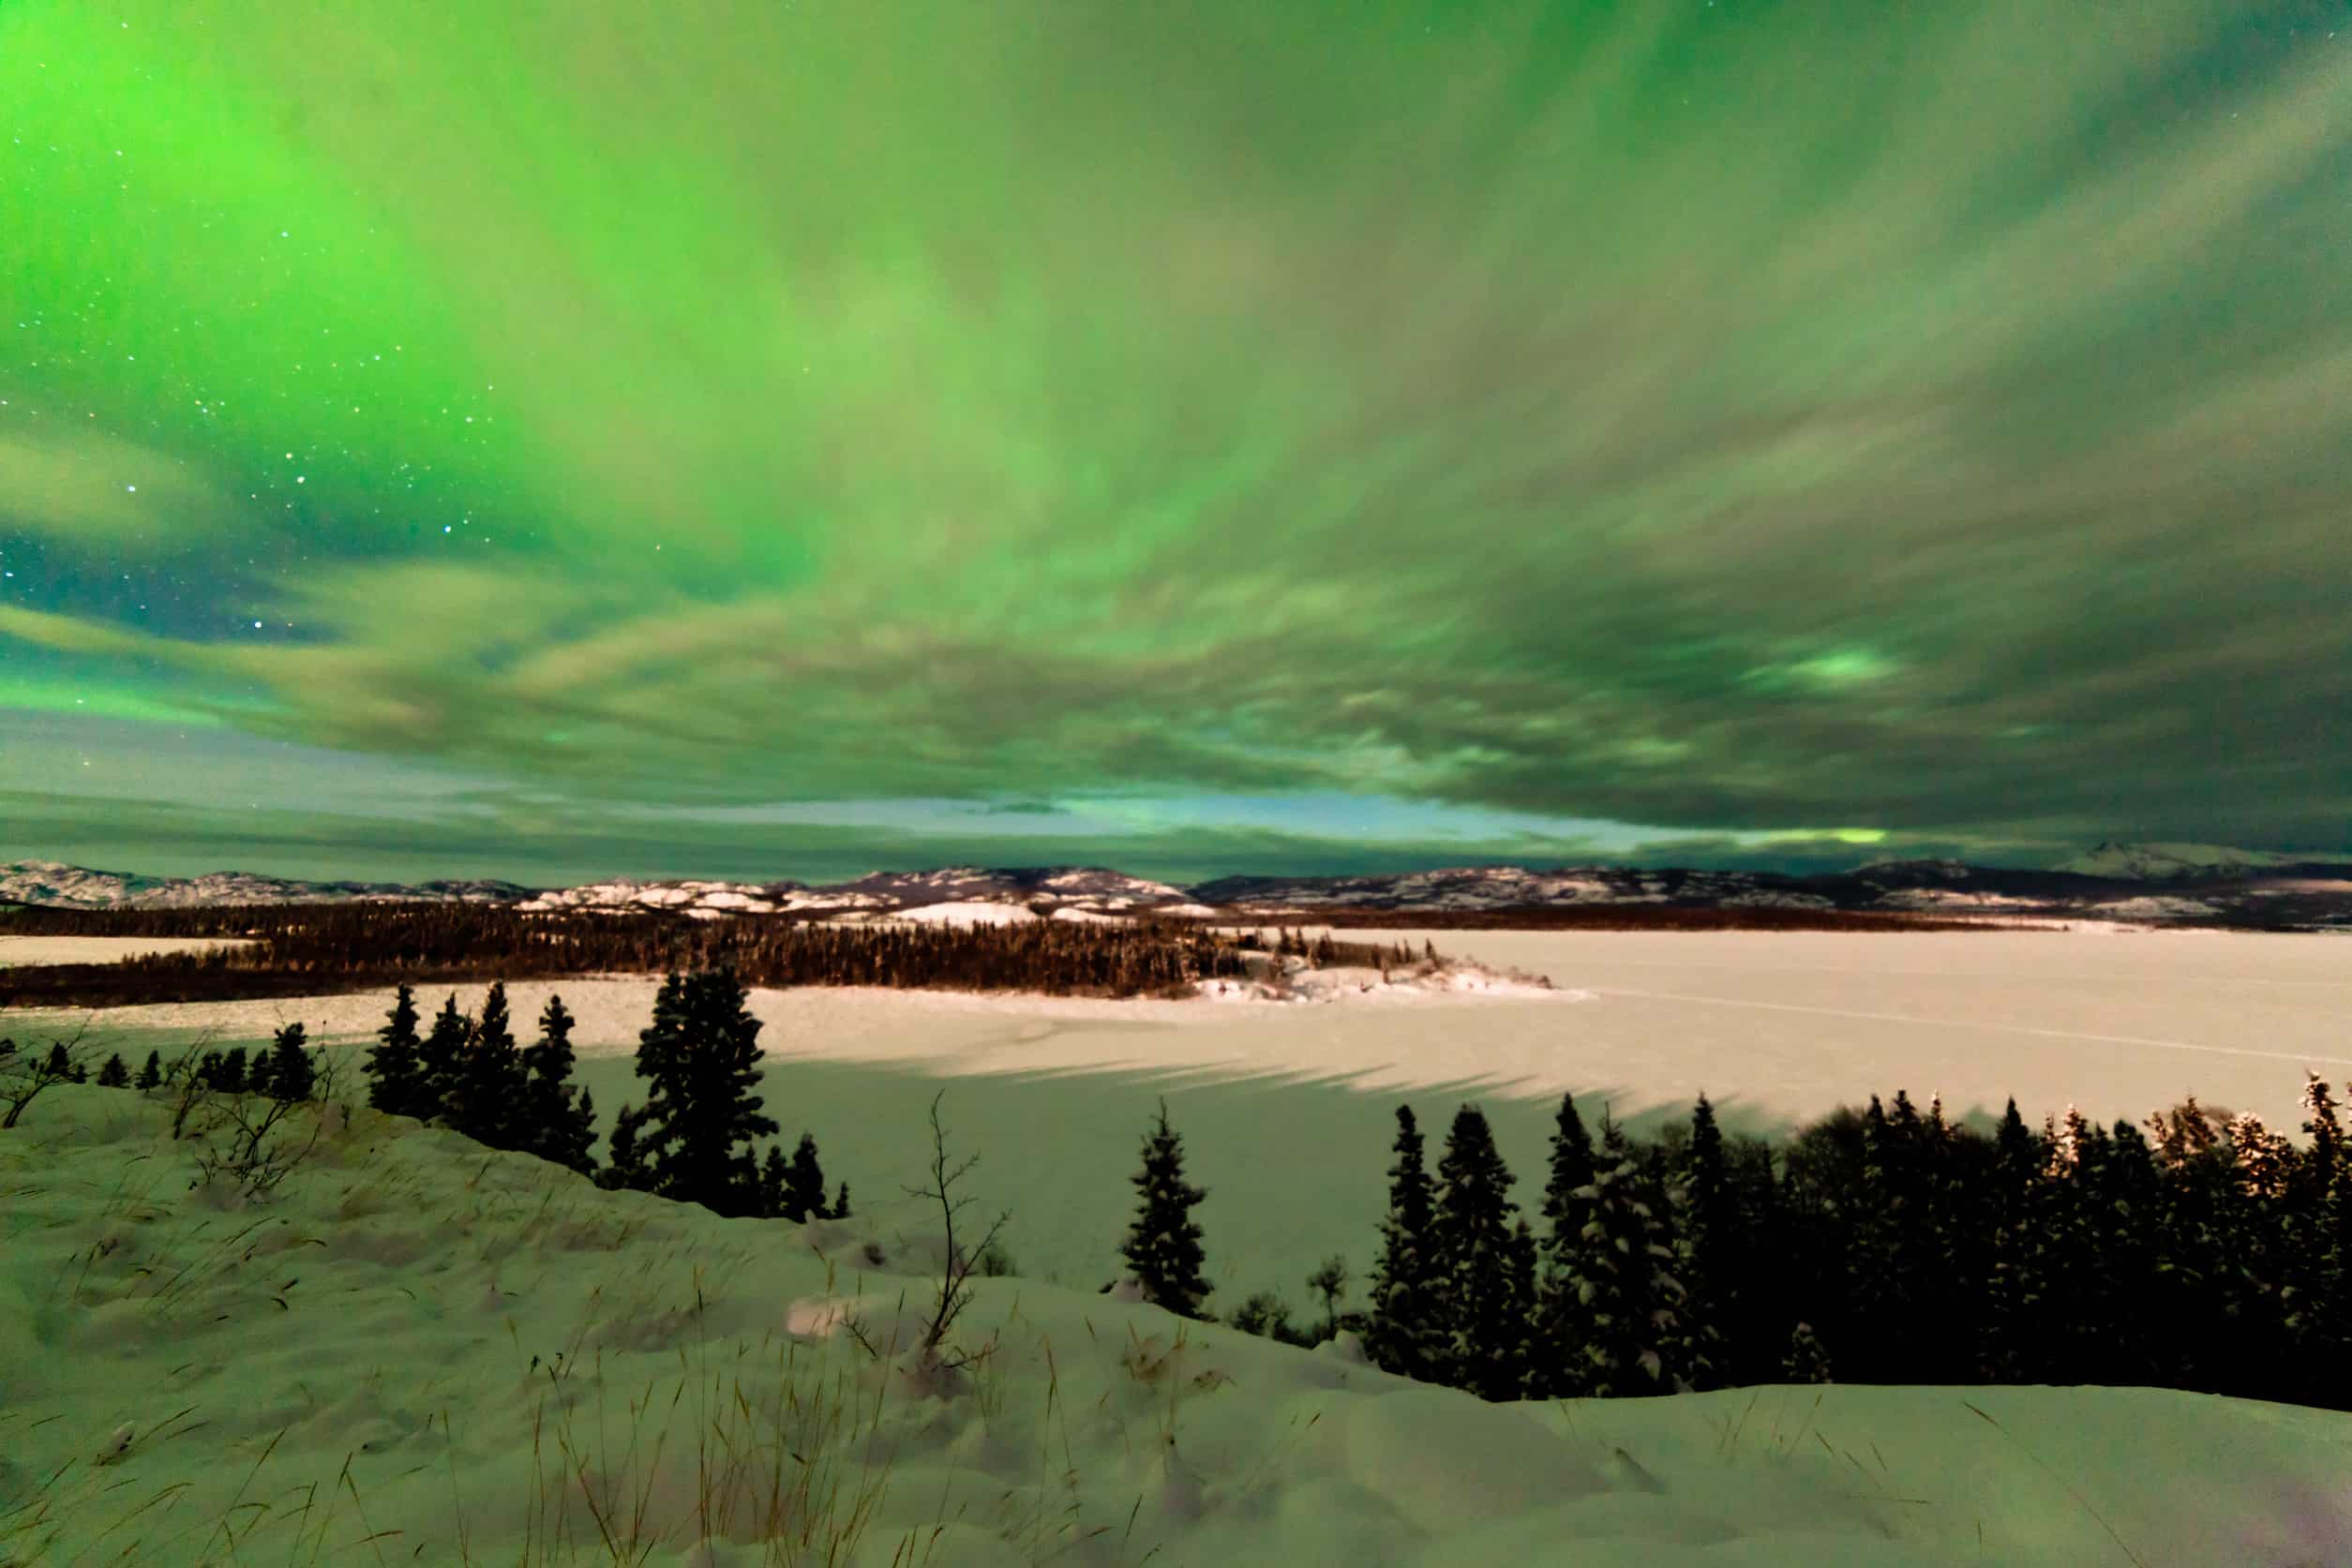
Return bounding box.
[0,935,254,967]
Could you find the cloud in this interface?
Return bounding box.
[2,0,2348,870]
[0,431,243,544]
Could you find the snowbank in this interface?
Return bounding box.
[3,1083,2346,1566]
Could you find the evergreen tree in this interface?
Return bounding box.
[783,1131,830,1222]
[1843,1095,1909,1381]
[1118,1098,1214,1319]
[1428,1103,1526,1401]
[263,1022,315,1102]
[520,995,597,1174]
[2093,1118,2165,1386]
[631,968,779,1217]
[134,1051,161,1091]
[2220,1112,2299,1400]
[1364,1104,1442,1382]
[598,1102,652,1192]
[1693,1131,1778,1387]
[758,1144,789,1217]
[1782,1321,1832,1383]
[831,1180,851,1219]
[364,984,427,1119]
[1528,1090,1599,1396]
[2144,1106,2245,1393]
[1503,1216,1540,1393]
[1565,1116,1685,1397]
[96,1053,128,1088]
[2287,1077,2348,1386]
[1664,1093,1731,1393]
[216,1047,247,1095]
[416,994,473,1121]
[450,981,526,1147]
[2298,1074,2343,1200]
[1977,1098,2044,1381]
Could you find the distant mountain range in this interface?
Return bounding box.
[4,842,2349,931]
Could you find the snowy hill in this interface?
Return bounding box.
[10,851,2352,931]
[4,1081,2346,1566]
[0,859,532,910]
[2054,841,2338,881]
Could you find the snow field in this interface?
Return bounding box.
[6,1083,2349,1566]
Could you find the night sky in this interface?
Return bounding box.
[4,1,2348,886]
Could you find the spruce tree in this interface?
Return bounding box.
[365,984,427,1119]
[572,1088,596,1174]
[2044,1114,2122,1383]
[96,1053,128,1088]
[450,982,526,1147]
[831,1180,851,1219]
[2095,1118,2165,1385]
[2287,1077,2348,1385]
[1782,1321,1832,1383]
[134,1051,161,1091]
[599,1102,652,1191]
[1365,1104,1442,1381]
[1118,1098,1214,1319]
[2221,1113,2298,1400]
[2145,1105,2241,1392]
[1428,1103,1526,1401]
[416,994,473,1121]
[784,1131,830,1222]
[263,1022,315,1102]
[1977,1098,2043,1381]
[1565,1115,1685,1397]
[631,969,779,1217]
[1503,1216,1540,1394]
[521,994,596,1174]
[1529,1090,1598,1397]
[758,1144,789,1217]
[217,1047,247,1095]
[1664,1093,1731,1393]
[1843,1095,1908,1381]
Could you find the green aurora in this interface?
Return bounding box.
[3,0,2348,884]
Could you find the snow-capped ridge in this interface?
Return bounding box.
[2055,841,2340,881]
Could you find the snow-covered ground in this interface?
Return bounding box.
[880,900,1040,927]
[5,1082,2348,1567]
[0,935,253,968]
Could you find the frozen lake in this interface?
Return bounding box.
[0,934,252,967]
[12,926,2346,1309]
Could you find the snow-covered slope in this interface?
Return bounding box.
[4,1083,2345,1567]
[0,859,532,910]
[2055,841,2326,881]
[11,853,2352,930]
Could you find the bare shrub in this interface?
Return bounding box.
[0,1019,95,1129]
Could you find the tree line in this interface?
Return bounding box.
[0,903,1426,1008]
[356,971,849,1223]
[1115,1076,2352,1412]
[2,1024,320,1118]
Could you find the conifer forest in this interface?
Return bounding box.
[0,903,1423,1007]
